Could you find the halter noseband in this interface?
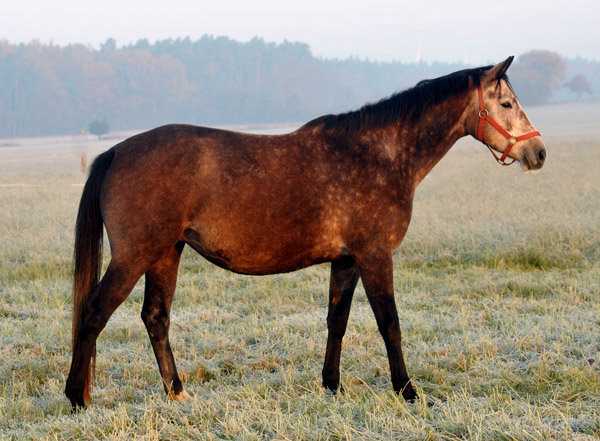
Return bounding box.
[476,85,541,166]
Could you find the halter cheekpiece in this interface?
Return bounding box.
[476,85,541,166]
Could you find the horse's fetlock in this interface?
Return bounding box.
[322,376,340,392]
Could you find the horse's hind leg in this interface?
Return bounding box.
[322,257,360,392]
[65,259,146,408]
[141,242,190,401]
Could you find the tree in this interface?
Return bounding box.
[564,74,593,101]
[88,118,109,139]
[510,50,566,105]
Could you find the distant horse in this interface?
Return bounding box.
[65,57,545,408]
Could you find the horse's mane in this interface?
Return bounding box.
[304,65,510,133]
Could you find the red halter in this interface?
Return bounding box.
[476,85,541,166]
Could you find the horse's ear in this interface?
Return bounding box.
[485,56,514,82]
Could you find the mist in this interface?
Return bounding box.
[1,0,598,64]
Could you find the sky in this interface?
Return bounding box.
[1,0,598,64]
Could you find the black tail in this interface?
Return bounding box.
[71,148,115,402]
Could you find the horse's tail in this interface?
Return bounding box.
[72,148,115,402]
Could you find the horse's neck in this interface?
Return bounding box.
[392,91,471,184]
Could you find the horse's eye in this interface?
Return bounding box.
[501,102,512,109]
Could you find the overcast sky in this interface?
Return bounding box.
[1,0,598,64]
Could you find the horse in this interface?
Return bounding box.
[65,56,546,408]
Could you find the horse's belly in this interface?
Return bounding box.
[182,226,342,275]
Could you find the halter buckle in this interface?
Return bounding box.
[478,109,488,118]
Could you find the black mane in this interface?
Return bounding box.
[305,65,507,133]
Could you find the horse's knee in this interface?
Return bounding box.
[378,320,402,346]
[326,317,347,339]
[141,308,169,341]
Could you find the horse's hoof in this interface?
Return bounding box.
[322,378,342,394]
[168,389,192,401]
[401,382,418,403]
[65,387,89,411]
[405,392,419,403]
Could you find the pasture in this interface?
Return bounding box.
[1,103,599,440]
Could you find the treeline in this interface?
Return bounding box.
[0,37,597,138]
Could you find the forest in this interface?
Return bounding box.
[0,36,598,138]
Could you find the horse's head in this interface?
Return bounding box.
[470,57,546,171]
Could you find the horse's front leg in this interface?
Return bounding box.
[322,256,360,392]
[356,249,417,402]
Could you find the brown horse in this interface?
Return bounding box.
[65,57,546,408]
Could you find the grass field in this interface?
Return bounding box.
[1,114,599,439]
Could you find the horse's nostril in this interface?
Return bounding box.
[538,148,546,163]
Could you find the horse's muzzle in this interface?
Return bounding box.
[521,140,546,171]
